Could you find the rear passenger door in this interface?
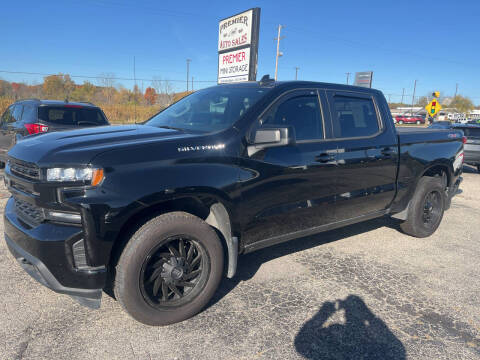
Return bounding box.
[0,104,22,161]
[0,105,16,161]
[325,90,398,219]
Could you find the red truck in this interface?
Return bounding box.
[395,115,425,125]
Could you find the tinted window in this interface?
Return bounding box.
[1,106,15,124]
[457,127,480,138]
[21,104,37,123]
[146,86,269,133]
[12,105,23,122]
[332,95,379,138]
[38,107,108,126]
[260,94,323,141]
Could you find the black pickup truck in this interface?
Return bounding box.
[3,80,464,325]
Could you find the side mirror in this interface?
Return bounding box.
[254,128,281,144]
[248,127,294,156]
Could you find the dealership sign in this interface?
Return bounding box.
[354,71,374,88]
[217,8,260,84]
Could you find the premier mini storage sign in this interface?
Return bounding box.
[217,8,260,84]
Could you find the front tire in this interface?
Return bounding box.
[400,176,445,238]
[416,120,421,124]
[398,120,404,125]
[114,212,224,326]
[477,165,480,173]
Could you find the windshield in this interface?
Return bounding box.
[145,86,269,133]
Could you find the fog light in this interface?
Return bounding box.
[47,211,82,224]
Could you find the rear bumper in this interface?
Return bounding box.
[4,197,105,308]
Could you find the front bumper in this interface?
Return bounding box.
[4,197,105,308]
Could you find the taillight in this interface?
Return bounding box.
[462,136,467,144]
[25,123,49,135]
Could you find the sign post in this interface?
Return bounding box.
[217,8,261,84]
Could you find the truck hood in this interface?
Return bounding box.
[8,124,196,166]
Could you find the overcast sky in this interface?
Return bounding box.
[1,0,479,103]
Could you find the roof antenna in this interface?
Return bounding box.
[260,74,274,86]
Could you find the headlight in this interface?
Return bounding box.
[46,167,104,185]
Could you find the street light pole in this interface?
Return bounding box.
[274,25,284,81]
[345,72,351,85]
[401,88,405,104]
[186,59,191,91]
[295,67,299,80]
[454,83,458,98]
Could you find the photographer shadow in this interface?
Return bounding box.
[295,295,406,360]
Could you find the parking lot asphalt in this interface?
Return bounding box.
[0,167,479,360]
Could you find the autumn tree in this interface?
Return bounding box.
[449,95,474,114]
[144,87,157,105]
[152,77,174,107]
[43,74,75,99]
[70,81,97,102]
[97,73,116,104]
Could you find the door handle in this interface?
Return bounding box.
[381,147,395,157]
[315,153,335,163]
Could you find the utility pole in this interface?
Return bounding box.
[186,59,191,91]
[345,72,351,85]
[401,88,405,104]
[454,83,458,98]
[411,80,417,115]
[388,94,392,103]
[274,25,284,81]
[192,77,194,91]
[294,67,299,80]
[133,55,137,123]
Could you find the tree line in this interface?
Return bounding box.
[0,74,192,123]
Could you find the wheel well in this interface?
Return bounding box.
[105,197,207,279]
[422,165,450,187]
[105,196,232,295]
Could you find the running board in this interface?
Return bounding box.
[243,209,388,253]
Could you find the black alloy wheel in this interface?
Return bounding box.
[422,190,443,229]
[140,235,208,308]
[114,211,224,326]
[399,176,445,238]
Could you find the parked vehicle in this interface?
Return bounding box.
[428,122,480,172]
[428,121,452,129]
[395,115,425,125]
[4,81,464,325]
[0,99,109,165]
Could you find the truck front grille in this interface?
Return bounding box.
[14,197,45,226]
[9,158,40,181]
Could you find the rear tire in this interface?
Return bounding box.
[114,211,224,326]
[398,120,404,125]
[477,165,480,173]
[416,120,421,124]
[400,176,445,238]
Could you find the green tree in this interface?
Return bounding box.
[450,95,474,113]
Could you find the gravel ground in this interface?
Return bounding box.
[0,167,479,360]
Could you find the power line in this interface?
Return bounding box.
[0,70,216,83]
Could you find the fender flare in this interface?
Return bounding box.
[205,203,238,278]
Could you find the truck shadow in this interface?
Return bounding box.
[210,216,402,306]
[294,295,406,359]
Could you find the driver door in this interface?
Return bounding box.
[237,89,338,250]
